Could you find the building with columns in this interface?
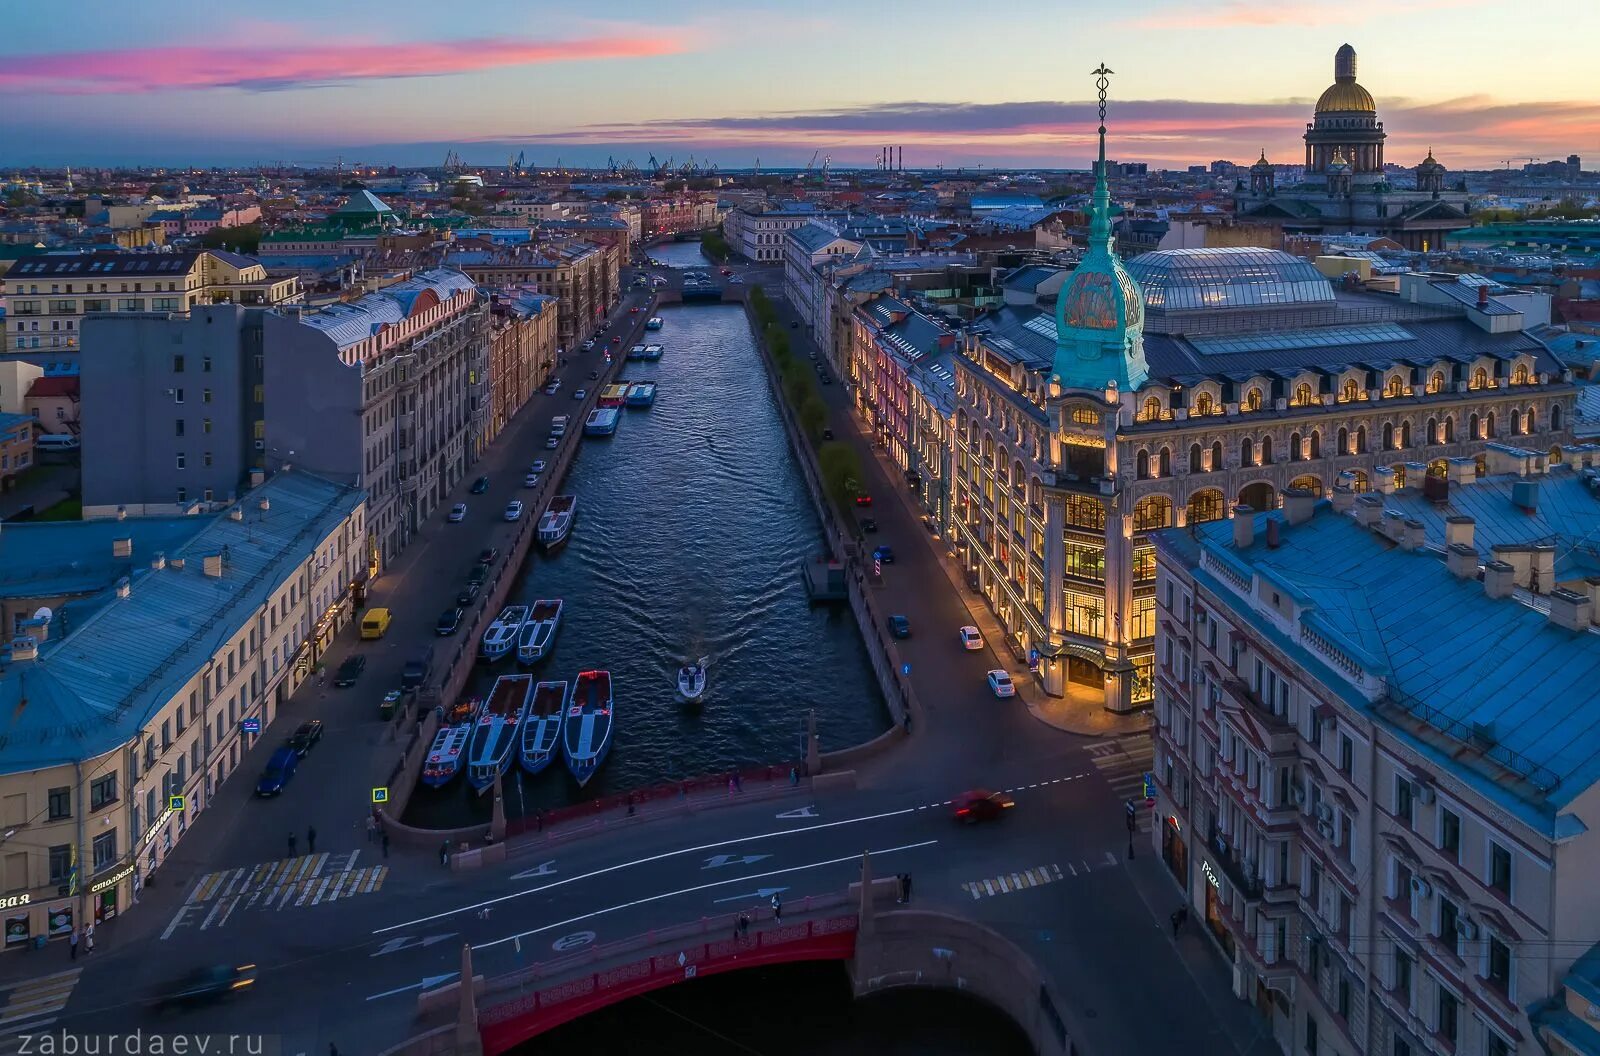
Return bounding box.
[935,72,1574,713]
[1233,45,1472,251]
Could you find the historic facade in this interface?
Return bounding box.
[1233,45,1472,251]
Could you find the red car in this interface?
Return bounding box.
[720,267,733,276]
[953,789,1015,823]
[855,494,873,507]
[630,306,641,314]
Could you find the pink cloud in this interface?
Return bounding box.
[0,35,686,94]
[1125,0,1483,29]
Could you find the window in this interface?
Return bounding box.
[175,454,186,470]
[173,388,184,404]
[1439,897,1460,949]
[48,786,71,820]
[48,845,72,884]
[202,418,212,434]
[1244,387,1263,411]
[90,774,117,811]
[1294,383,1315,407]
[1486,936,1511,995]
[1305,1013,1318,1056]
[1488,841,1512,898]
[1394,776,1413,827]
[175,418,185,437]
[1337,975,1350,1019]
[1339,734,1353,776]
[1394,950,1413,1003]
[172,354,185,373]
[92,830,117,871]
[202,388,212,404]
[1436,987,1458,1043]
[1440,808,1461,859]
[1194,392,1214,417]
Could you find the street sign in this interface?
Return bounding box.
[1028,648,1041,671]
[168,795,186,812]
[241,717,260,735]
[372,787,389,804]
[1142,772,1156,800]
[901,662,912,676]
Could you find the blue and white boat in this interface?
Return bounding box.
[644,316,664,331]
[642,344,664,360]
[538,495,577,551]
[625,382,657,408]
[563,670,615,787]
[420,725,470,788]
[519,680,569,776]
[516,599,563,664]
[466,674,534,792]
[627,344,648,360]
[480,605,529,661]
[584,408,620,436]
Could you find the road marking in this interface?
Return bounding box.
[775,805,818,819]
[508,860,557,880]
[365,972,458,1003]
[0,967,80,1033]
[550,930,595,952]
[961,863,1067,902]
[377,804,926,934]
[372,933,455,958]
[713,886,789,905]
[473,839,939,953]
[1067,863,1077,877]
[703,853,771,870]
[1104,851,1118,868]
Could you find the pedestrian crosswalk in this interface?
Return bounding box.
[962,863,1066,901]
[1089,732,1156,833]
[163,851,387,939]
[0,967,81,1051]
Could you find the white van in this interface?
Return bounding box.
[550,415,570,437]
[34,434,79,452]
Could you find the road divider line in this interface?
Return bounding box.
[471,839,939,953]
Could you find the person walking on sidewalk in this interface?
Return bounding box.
[307,826,317,855]
[84,923,94,956]
[381,831,390,858]
[440,840,450,868]
[68,928,79,961]
[366,815,377,843]
[1170,906,1188,937]
[288,832,297,858]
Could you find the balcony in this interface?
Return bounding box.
[1208,832,1264,901]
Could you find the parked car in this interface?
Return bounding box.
[530,460,547,474]
[581,339,596,351]
[255,746,299,796]
[456,581,480,606]
[887,614,912,639]
[147,964,257,1012]
[333,655,366,687]
[860,517,878,533]
[504,500,525,522]
[630,306,641,314]
[854,494,872,507]
[436,607,464,635]
[524,472,540,488]
[872,545,895,564]
[822,429,834,441]
[470,475,491,494]
[789,320,799,329]
[573,389,587,400]
[287,720,324,756]
[953,789,1015,824]
[821,374,832,385]
[959,626,984,650]
[400,650,433,692]
[447,503,468,523]
[545,436,561,449]
[478,547,500,565]
[986,669,1016,698]
[467,562,489,586]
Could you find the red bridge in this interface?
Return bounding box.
[476,897,859,1054]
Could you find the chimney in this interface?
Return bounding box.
[1512,478,1539,513]
[203,553,224,578]
[1477,285,1489,308]
[1447,457,1476,484]
[229,508,244,522]
[1355,494,1385,528]
[249,467,266,488]
[1233,505,1255,548]
[8,636,38,662]
[1548,588,1594,632]
[112,537,132,558]
[1283,487,1316,526]
[1587,576,1600,624]
[258,499,270,512]
[1266,518,1281,549]
[115,577,131,599]
[1484,560,1515,599]
[1330,484,1356,514]
[150,553,166,571]
[1531,545,1556,594]
[1444,516,1475,549]
[1446,543,1479,578]
[1400,519,1427,551]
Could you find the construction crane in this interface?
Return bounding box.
[804,150,820,176]
[820,155,831,183]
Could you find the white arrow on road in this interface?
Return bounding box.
[371,933,455,957]
[365,972,458,1002]
[713,886,789,905]
[509,860,557,880]
[703,853,771,870]
[774,805,817,819]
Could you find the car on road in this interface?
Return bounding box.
[887,614,911,639]
[630,306,641,314]
[254,746,299,796]
[530,460,547,474]
[730,275,744,284]
[551,417,569,436]
[953,789,1015,824]
[467,562,489,586]
[986,669,1016,698]
[455,582,480,606]
[504,500,525,522]
[545,435,560,449]
[148,964,257,1012]
[334,655,366,687]
[478,547,500,565]
[447,503,468,523]
[790,320,799,329]
[380,689,403,721]
[959,626,984,651]
[872,545,895,564]
[436,607,464,635]
[470,475,491,494]
[573,388,587,400]
[523,472,540,488]
[545,380,561,395]
[854,494,872,507]
[581,339,596,351]
[821,374,832,385]
[286,720,324,755]
[860,517,878,533]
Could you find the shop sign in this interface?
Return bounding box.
[91,865,133,895]
[142,807,174,846]
[4,913,28,946]
[1202,861,1221,890]
[46,903,72,936]
[0,894,29,910]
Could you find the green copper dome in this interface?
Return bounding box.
[1051,65,1149,396]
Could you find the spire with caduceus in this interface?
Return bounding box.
[1088,64,1114,251]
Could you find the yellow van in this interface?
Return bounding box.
[361,608,392,639]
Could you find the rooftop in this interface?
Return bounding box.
[291,267,475,351]
[1125,247,1336,313]
[0,516,209,600]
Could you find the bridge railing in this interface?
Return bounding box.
[504,762,803,838]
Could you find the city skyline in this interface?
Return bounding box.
[4,0,1598,170]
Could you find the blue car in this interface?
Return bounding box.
[255,746,298,797]
[872,545,896,564]
[888,614,911,638]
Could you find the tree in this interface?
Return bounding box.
[200,223,262,254]
[797,392,827,441]
[818,442,864,511]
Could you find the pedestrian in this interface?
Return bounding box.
[728,776,736,796]
[84,923,94,955]
[770,893,782,921]
[789,766,799,787]
[288,832,297,858]
[484,830,495,846]
[132,872,142,905]
[733,773,742,792]
[1170,906,1188,937]
[381,831,390,858]
[896,873,907,904]
[68,928,78,961]
[307,826,317,854]
[738,914,749,938]
[366,815,377,843]
[440,840,450,868]
[626,792,636,817]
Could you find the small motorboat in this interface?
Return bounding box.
[466,674,535,792]
[420,725,470,787]
[516,599,563,664]
[480,605,529,662]
[519,680,569,776]
[676,657,708,703]
[563,670,615,787]
[538,495,577,551]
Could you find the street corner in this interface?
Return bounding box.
[1019,682,1151,739]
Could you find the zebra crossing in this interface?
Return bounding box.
[0,967,81,1051]
[1089,732,1156,833]
[163,850,387,938]
[962,863,1066,901]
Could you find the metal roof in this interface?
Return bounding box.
[293,267,474,350]
[0,517,209,600]
[1126,247,1335,313]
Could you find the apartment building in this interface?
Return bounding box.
[3,250,299,354]
[640,197,701,239]
[0,471,365,937]
[447,241,619,351]
[783,222,864,340]
[486,290,558,446]
[1151,451,1600,1056]
[0,413,34,488]
[724,203,851,263]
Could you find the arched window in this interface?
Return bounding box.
[1426,417,1438,444]
[1552,404,1563,432]
[1511,412,1523,436]
[1140,396,1162,423]
[1469,413,1479,439]
[1400,421,1411,448]
[1289,431,1302,462]
[1187,489,1225,525]
[1136,450,1150,479]
[1427,371,1445,395]
[1471,367,1489,391]
[1512,363,1531,385]
[1393,464,1408,489]
[1444,416,1455,442]
[1261,436,1274,464]
[1382,422,1394,450]
[1158,447,1172,477]
[1310,430,1322,459]
[1338,427,1349,455]
[1294,383,1315,407]
[1385,375,1405,398]
[1356,425,1368,454]
[1133,494,1173,531]
[1245,387,1263,412]
[1194,392,1214,417]
[1340,378,1361,403]
[1486,411,1496,438]
[1241,437,1254,466]
[1189,444,1203,473]
[1210,440,1223,471]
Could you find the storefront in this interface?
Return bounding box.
[1202,862,1235,962]
[90,863,132,923]
[1162,815,1188,883]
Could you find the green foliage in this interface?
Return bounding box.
[701,228,731,262]
[200,223,261,254]
[817,442,863,509]
[796,391,827,441]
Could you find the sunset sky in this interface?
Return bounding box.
[4,0,1596,170]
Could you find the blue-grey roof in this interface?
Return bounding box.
[294,267,474,350]
[971,194,1044,211]
[1532,326,1600,368]
[789,222,849,254]
[0,472,366,773]
[1178,502,1600,834]
[981,206,1060,230]
[1001,265,1064,292]
[207,250,263,270]
[0,517,209,600]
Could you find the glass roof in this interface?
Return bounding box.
[1127,248,1335,312]
[1188,322,1416,356]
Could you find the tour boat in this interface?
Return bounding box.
[563,670,615,787]
[644,317,664,330]
[516,599,563,664]
[642,344,664,360]
[466,674,535,792]
[479,605,530,662]
[519,680,570,776]
[538,495,577,551]
[598,383,630,408]
[628,344,648,360]
[676,656,708,704]
[625,382,657,408]
[420,725,470,788]
[585,408,620,436]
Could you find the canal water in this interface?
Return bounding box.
[521,962,1033,1056]
[405,302,888,825]
[644,240,712,268]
